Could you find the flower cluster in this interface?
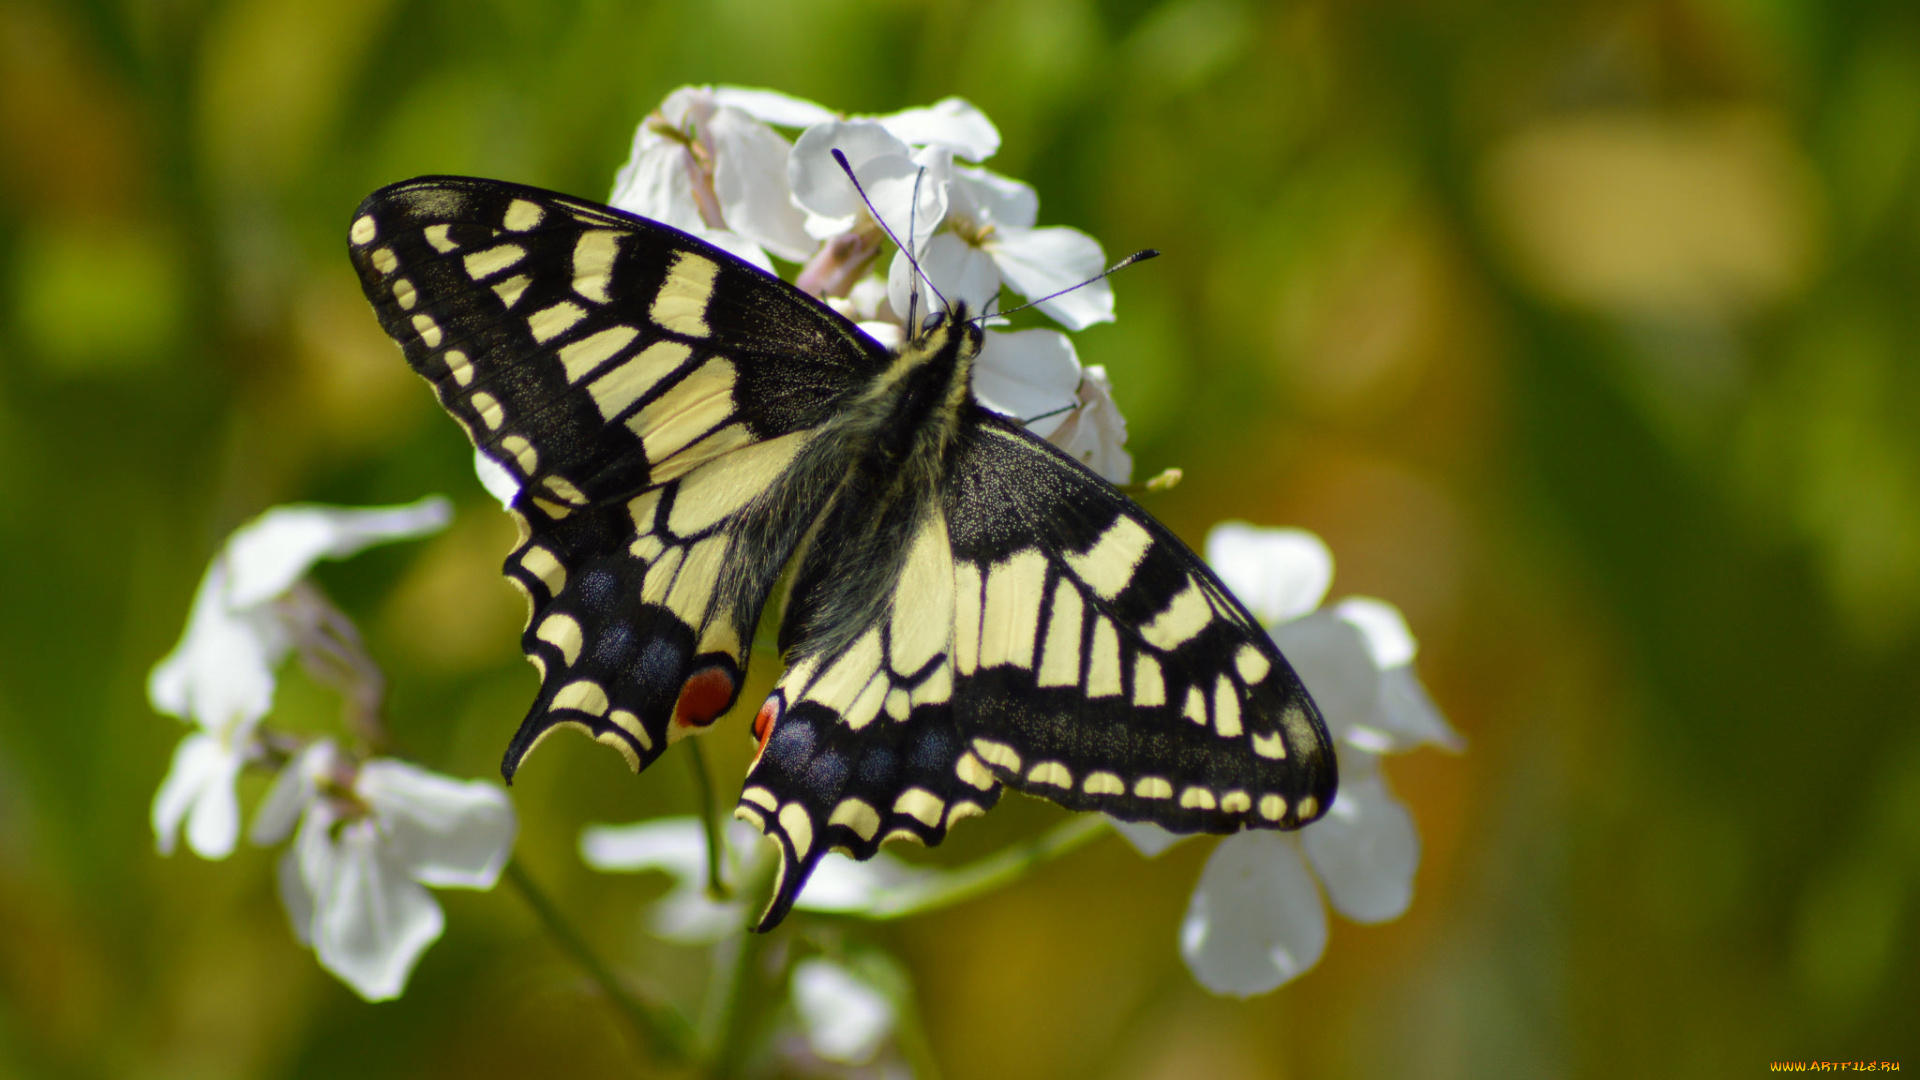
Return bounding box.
[148,499,516,1001]
[608,86,1132,483]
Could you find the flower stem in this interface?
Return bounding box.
[863,814,1111,919]
[504,859,695,1065]
[684,738,729,899]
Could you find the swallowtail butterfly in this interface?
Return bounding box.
[349,176,1337,929]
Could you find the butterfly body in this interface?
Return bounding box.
[349,176,1336,929]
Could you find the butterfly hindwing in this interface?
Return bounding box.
[944,416,1336,825]
[349,177,886,776]
[736,406,1335,927]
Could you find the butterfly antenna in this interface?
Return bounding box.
[906,165,926,329]
[978,249,1161,325]
[829,148,947,324]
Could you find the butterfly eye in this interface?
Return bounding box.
[921,312,943,333]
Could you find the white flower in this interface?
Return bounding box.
[579,817,931,944]
[789,119,952,255]
[1142,522,1460,997]
[970,331,1133,484]
[609,85,824,268]
[148,498,451,858]
[1048,364,1132,484]
[887,166,1113,331]
[790,957,897,1066]
[253,740,517,1001]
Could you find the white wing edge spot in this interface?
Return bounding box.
[1027,761,1072,788]
[972,738,1022,774]
[828,798,881,841]
[893,788,944,827]
[536,613,583,666]
[1134,776,1174,799]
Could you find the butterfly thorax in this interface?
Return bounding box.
[772,307,982,661]
[842,305,983,474]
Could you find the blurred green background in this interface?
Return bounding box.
[3,0,1919,1075]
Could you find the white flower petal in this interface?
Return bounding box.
[222,498,451,608]
[712,86,837,128]
[856,320,904,352]
[276,844,315,945]
[888,233,1000,327]
[580,818,753,944]
[579,817,709,877]
[876,97,1001,161]
[249,739,337,847]
[686,227,776,273]
[1269,610,1380,742]
[1375,665,1464,752]
[791,957,897,1065]
[607,127,707,232]
[474,449,522,509]
[1109,817,1188,858]
[951,165,1038,229]
[181,748,247,860]
[648,888,748,945]
[152,732,242,858]
[789,120,913,230]
[970,329,1082,434]
[707,107,816,261]
[1205,523,1334,626]
[1331,597,1418,668]
[148,558,286,734]
[1046,364,1133,484]
[988,226,1113,330]
[1180,832,1328,997]
[356,760,516,889]
[312,818,446,1001]
[1300,760,1420,924]
[794,850,933,914]
[654,84,712,129]
[859,145,950,253]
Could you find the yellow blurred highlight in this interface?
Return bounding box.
[197,0,400,187]
[292,275,430,451]
[381,505,527,673]
[10,222,184,373]
[1481,108,1825,317]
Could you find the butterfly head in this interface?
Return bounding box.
[905,300,985,363]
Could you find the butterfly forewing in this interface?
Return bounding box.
[349,177,883,775]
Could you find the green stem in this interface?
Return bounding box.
[862,814,1111,920]
[504,859,695,1065]
[684,738,729,899]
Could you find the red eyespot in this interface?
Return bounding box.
[752,697,780,760]
[673,666,736,729]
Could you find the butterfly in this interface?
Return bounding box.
[348,175,1337,929]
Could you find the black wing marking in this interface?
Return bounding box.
[348,177,886,777]
[734,408,1334,928]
